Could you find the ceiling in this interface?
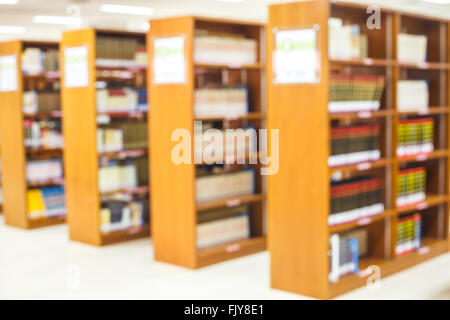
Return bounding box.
[0,0,449,42]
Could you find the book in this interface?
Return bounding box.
[197,205,250,250]
[99,199,148,233]
[328,74,385,113]
[194,30,257,66]
[329,233,360,283]
[97,88,140,113]
[396,167,426,207]
[21,48,59,75]
[27,186,66,219]
[98,158,148,192]
[23,91,61,115]
[397,33,427,64]
[397,80,429,111]
[396,213,421,256]
[397,118,434,157]
[329,125,381,167]
[329,177,384,226]
[196,169,255,203]
[26,159,63,184]
[328,18,368,60]
[194,86,248,118]
[24,119,63,149]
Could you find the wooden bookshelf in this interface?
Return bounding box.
[61,29,150,246]
[148,16,266,268]
[267,0,449,299]
[0,40,65,229]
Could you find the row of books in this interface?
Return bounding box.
[196,169,255,203]
[396,213,421,256]
[96,36,146,62]
[396,167,426,207]
[24,119,63,149]
[194,30,257,66]
[194,124,257,163]
[97,122,148,153]
[22,48,59,75]
[99,199,149,233]
[328,18,368,60]
[328,74,385,113]
[96,88,148,113]
[23,91,61,115]
[397,80,429,112]
[194,87,249,118]
[397,118,434,157]
[329,125,380,167]
[329,228,368,282]
[98,158,148,193]
[329,177,384,226]
[197,205,251,250]
[27,186,66,219]
[26,159,63,185]
[397,33,427,64]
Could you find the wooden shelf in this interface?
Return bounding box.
[396,150,448,163]
[267,0,450,299]
[398,61,450,70]
[0,40,64,230]
[28,178,64,188]
[330,58,395,67]
[99,185,149,197]
[195,112,265,122]
[197,193,264,211]
[329,238,448,298]
[329,209,395,233]
[98,149,147,159]
[397,106,449,116]
[23,111,63,119]
[197,236,266,268]
[329,109,394,120]
[62,29,150,246]
[149,16,266,269]
[28,216,66,229]
[194,63,264,70]
[396,194,448,215]
[101,225,150,246]
[329,158,393,176]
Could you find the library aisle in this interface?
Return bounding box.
[0,215,448,300]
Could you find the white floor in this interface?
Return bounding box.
[0,216,449,300]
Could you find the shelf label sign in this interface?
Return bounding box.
[0,55,18,92]
[64,46,89,88]
[153,36,186,84]
[273,26,320,84]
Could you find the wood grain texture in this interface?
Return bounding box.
[0,41,28,228]
[148,17,197,268]
[61,29,101,245]
[267,0,331,299]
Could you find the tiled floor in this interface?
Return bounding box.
[0,216,448,300]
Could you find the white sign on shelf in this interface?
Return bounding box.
[153,36,186,84]
[0,55,18,92]
[64,46,89,88]
[273,27,320,84]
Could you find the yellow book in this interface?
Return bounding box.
[27,189,45,219]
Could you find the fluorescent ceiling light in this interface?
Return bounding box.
[100,4,154,16]
[33,15,82,25]
[0,0,20,5]
[420,0,450,4]
[0,25,25,34]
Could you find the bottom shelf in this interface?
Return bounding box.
[197,236,266,268]
[100,225,150,246]
[28,216,66,229]
[329,238,448,298]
